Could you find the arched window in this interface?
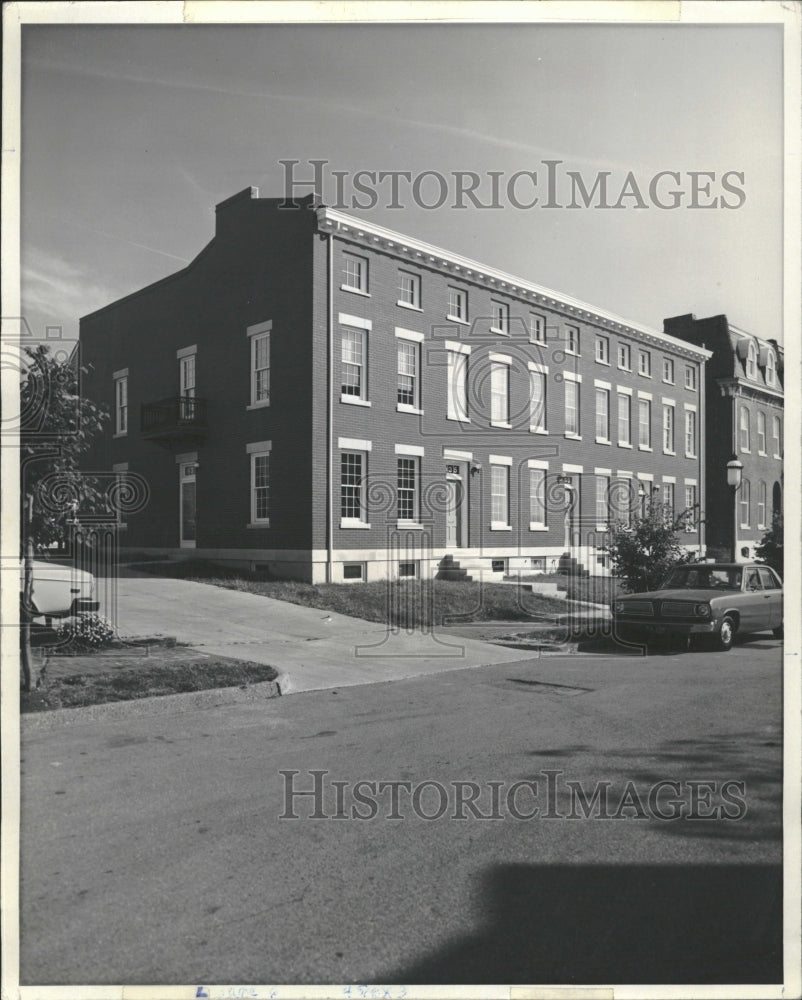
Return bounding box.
[739,405,751,452]
[739,478,750,528]
[746,342,757,379]
[766,350,776,386]
[757,481,767,529]
[772,481,782,518]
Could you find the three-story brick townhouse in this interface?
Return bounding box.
[79,187,711,582]
[664,313,783,563]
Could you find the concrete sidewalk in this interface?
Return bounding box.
[98,573,527,693]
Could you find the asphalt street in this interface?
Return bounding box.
[20,635,783,986]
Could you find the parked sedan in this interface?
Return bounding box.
[612,562,783,651]
[20,559,99,619]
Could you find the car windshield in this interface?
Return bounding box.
[661,567,742,591]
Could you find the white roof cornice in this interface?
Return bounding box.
[317,206,713,362]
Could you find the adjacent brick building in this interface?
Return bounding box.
[80,187,712,582]
[664,313,784,562]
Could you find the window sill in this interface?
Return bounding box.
[757,450,767,457]
[446,414,471,423]
[639,373,653,379]
[595,438,611,446]
[685,452,698,459]
[596,523,609,533]
[740,448,751,455]
[663,449,676,456]
[247,400,270,411]
[341,285,370,297]
[340,519,371,529]
[113,432,128,439]
[565,350,581,358]
[638,445,653,452]
[492,421,512,429]
[490,523,512,531]
[396,521,424,530]
[564,433,582,441]
[530,338,547,347]
[618,441,633,449]
[530,426,549,435]
[595,359,611,367]
[490,327,510,336]
[397,301,423,312]
[618,366,632,373]
[341,395,371,407]
[247,521,271,529]
[529,523,548,532]
[397,404,424,415]
[446,315,469,325]
[663,381,675,387]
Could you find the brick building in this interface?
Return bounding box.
[664,313,784,562]
[79,188,711,582]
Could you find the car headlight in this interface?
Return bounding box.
[695,604,711,617]
[615,601,625,613]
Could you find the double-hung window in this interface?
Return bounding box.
[339,439,371,526]
[596,475,610,525]
[662,482,674,521]
[490,356,510,427]
[490,459,511,529]
[746,342,757,379]
[685,365,697,390]
[757,481,767,529]
[247,321,271,407]
[618,343,631,370]
[773,415,782,457]
[564,376,580,437]
[638,397,652,449]
[396,456,419,523]
[566,325,580,355]
[178,348,197,422]
[113,369,128,436]
[395,329,423,411]
[342,253,368,294]
[398,270,421,309]
[662,402,675,453]
[638,350,651,377]
[739,405,751,452]
[448,287,468,322]
[739,478,751,527]
[684,484,697,531]
[529,463,547,529]
[757,411,766,454]
[766,351,776,386]
[446,342,469,421]
[530,313,546,343]
[341,327,367,400]
[595,336,609,364]
[685,407,697,457]
[529,365,547,432]
[617,391,632,446]
[247,440,272,526]
[491,300,509,335]
[662,358,674,383]
[595,385,610,442]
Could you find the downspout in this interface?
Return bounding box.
[326,228,334,584]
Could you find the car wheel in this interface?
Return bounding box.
[714,616,735,652]
[773,625,784,639]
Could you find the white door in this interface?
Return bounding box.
[180,462,197,548]
[446,470,464,548]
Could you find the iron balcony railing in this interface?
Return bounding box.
[140,395,208,440]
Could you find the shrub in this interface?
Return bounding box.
[755,511,783,577]
[55,613,116,651]
[602,500,698,594]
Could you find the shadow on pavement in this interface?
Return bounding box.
[380,862,782,984]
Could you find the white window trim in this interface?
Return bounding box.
[395,327,424,343]
[488,351,512,365]
[397,270,422,311]
[595,337,611,366]
[618,346,632,371]
[395,443,425,457]
[339,313,371,330]
[489,454,513,466]
[447,287,469,324]
[444,448,473,461]
[342,253,369,295]
[444,340,471,355]
[563,371,582,383]
[247,323,271,410]
[113,371,128,438]
[490,357,511,427]
[564,325,581,356]
[662,359,675,384]
[338,437,372,451]
[176,344,197,360]
[617,385,633,395]
[247,441,272,528]
[341,325,369,404]
[594,378,612,390]
[528,361,549,374]
[637,389,653,401]
[563,463,584,473]
[490,300,510,336]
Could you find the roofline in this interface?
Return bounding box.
[317,206,713,361]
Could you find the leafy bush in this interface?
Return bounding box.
[602,500,698,594]
[55,613,116,651]
[755,511,783,576]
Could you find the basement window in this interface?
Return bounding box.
[343,563,365,582]
[398,561,419,580]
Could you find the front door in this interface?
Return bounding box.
[180,461,196,548]
[446,467,464,548]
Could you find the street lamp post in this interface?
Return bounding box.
[726,455,744,562]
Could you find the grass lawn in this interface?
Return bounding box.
[132,560,573,626]
[21,641,278,713]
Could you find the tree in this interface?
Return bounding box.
[602,500,698,593]
[755,511,783,577]
[20,344,109,548]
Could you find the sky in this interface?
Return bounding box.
[19,20,784,345]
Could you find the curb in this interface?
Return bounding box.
[21,672,291,731]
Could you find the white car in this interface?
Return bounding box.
[20,559,99,618]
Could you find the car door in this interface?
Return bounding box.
[740,568,768,632]
[758,567,783,629]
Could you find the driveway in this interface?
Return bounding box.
[97,572,526,693]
